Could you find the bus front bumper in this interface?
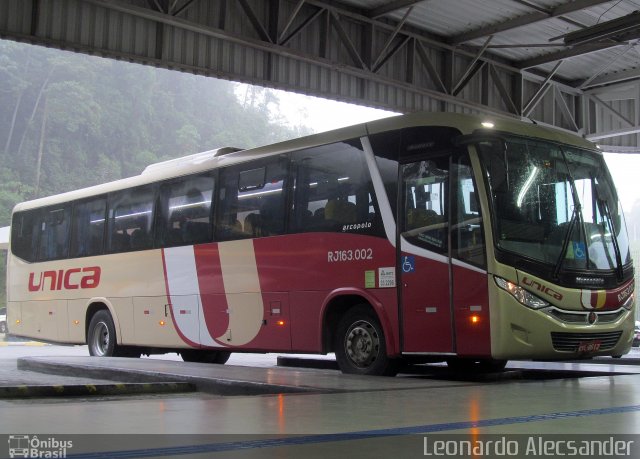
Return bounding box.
[490,291,635,360]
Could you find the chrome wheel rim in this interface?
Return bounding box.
[344,320,379,368]
[91,321,109,356]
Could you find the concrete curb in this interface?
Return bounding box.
[18,357,323,396]
[0,381,195,398]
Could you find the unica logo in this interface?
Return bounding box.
[28,267,101,292]
[522,276,563,301]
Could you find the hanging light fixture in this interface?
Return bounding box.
[562,11,640,46]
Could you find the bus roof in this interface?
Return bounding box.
[12,111,596,213]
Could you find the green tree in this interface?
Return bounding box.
[0,40,312,307]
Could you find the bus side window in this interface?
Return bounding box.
[216,170,247,241]
[216,157,287,241]
[38,206,71,261]
[107,186,155,253]
[11,210,41,262]
[291,140,383,236]
[70,197,106,258]
[157,174,214,247]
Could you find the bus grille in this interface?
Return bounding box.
[548,309,625,324]
[550,331,622,352]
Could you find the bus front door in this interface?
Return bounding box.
[399,155,454,353]
[399,152,489,356]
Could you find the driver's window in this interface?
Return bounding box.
[401,156,449,253]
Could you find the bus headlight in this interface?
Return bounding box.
[494,276,549,310]
[621,293,634,310]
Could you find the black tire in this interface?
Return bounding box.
[447,358,508,373]
[0,321,7,334]
[181,349,231,364]
[334,305,398,376]
[87,310,120,357]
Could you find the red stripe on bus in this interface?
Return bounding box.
[194,243,229,342]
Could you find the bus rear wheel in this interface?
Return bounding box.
[87,310,119,357]
[181,350,231,364]
[334,305,398,376]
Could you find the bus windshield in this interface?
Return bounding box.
[477,136,631,272]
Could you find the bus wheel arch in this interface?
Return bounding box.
[323,297,398,376]
[87,309,118,357]
[86,302,110,341]
[322,295,369,354]
[86,303,137,357]
[321,292,397,355]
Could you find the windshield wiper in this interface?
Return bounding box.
[598,197,624,280]
[553,205,580,280]
[554,148,587,280]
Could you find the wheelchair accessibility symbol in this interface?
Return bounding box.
[572,242,586,260]
[402,256,415,273]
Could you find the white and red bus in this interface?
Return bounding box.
[6,112,635,375]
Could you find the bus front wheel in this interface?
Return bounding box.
[87,310,119,357]
[334,305,398,376]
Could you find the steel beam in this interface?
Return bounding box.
[450,0,614,45]
[554,88,578,131]
[452,36,492,96]
[523,61,563,116]
[0,0,615,140]
[517,42,620,69]
[367,0,425,19]
[590,95,634,127]
[587,126,640,141]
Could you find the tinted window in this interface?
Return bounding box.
[38,206,71,260]
[11,210,41,262]
[291,141,383,236]
[157,174,215,247]
[107,187,155,252]
[402,156,449,252]
[216,156,288,241]
[451,154,486,268]
[370,130,400,217]
[70,197,106,257]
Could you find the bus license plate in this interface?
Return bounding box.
[577,340,601,352]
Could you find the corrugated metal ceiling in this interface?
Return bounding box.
[342,0,640,85]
